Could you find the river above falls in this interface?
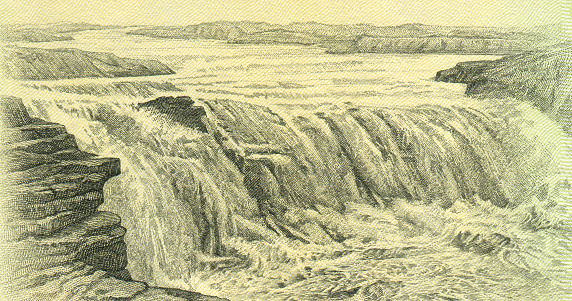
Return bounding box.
[8,28,502,108]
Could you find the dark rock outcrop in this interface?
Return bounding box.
[435,46,568,116]
[1,46,175,80]
[138,96,208,132]
[0,96,226,301]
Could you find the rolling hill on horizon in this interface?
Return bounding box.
[0,22,117,43]
[0,20,559,54]
[127,20,560,54]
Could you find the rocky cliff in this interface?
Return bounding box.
[435,45,569,121]
[1,46,175,80]
[0,96,226,301]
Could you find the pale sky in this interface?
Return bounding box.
[0,0,562,27]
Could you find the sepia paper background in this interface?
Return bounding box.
[0,0,570,300]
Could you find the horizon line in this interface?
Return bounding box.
[0,20,559,29]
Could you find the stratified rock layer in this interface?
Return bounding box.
[0,96,226,301]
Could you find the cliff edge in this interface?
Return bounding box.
[0,96,226,301]
[1,46,175,80]
[435,45,569,121]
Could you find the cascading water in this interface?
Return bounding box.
[12,82,566,300]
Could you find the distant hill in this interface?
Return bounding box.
[128,21,559,55]
[1,45,175,80]
[0,22,112,42]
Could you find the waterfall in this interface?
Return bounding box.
[14,88,566,299]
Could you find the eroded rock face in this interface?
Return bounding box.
[0,96,226,301]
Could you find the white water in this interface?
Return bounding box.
[3,29,570,300]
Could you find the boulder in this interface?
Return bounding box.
[138,96,208,132]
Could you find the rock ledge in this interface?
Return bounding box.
[0,96,226,301]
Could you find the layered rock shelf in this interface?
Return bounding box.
[0,96,226,301]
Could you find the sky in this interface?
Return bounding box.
[0,0,562,27]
